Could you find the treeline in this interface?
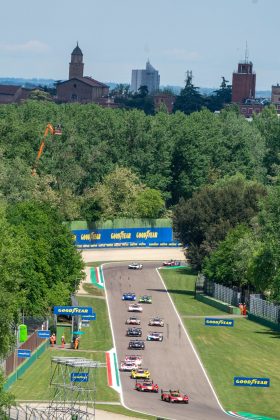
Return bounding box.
[1,101,280,300]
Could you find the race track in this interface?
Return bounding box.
[103,261,231,420]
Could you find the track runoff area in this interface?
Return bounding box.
[100,255,239,420]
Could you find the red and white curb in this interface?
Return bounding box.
[106,348,121,394]
[90,266,105,289]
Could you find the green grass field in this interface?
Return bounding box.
[161,268,280,419]
[10,349,118,402]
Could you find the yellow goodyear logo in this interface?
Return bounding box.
[111,231,131,240]
[234,377,270,387]
[54,306,93,315]
[136,230,158,240]
[205,318,234,327]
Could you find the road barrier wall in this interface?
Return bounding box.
[196,293,240,314]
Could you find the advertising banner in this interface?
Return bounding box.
[17,349,31,358]
[81,314,96,321]
[53,306,93,316]
[205,318,234,327]
[37,330,51,339]
[234,377,270,387]
[72,227,181,249]
[70,372,89,382]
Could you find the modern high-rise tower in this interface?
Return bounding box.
[69,42,84,79]
[131,60,160,94]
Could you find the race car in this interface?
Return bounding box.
[128,262,143,270]
[135,379,159,393]
[148,317,164,327]
[147,331,163,342]
[122,292,136,301]
[119,361,138,371]
[131,368,150,379]
[162,259,181,267]
[138,295,152,304]
[126,316,141,325]
[125,355,142,366]
[128,304,143,313]
[128,340,145,350]
[126,327,142,337]
[161,389,189,403]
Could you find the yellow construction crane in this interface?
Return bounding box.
[32,123,62,176]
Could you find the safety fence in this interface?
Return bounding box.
[3,318,48,378]
[249,294,280,325]
[196,274,240,307]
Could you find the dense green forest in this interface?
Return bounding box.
[1,100,280,412]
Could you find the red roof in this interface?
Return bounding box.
[58,77,108,89]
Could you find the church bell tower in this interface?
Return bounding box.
[69,42,84,79]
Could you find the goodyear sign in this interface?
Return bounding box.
[70,372,89,383]
[72,227,180,249]
[17,349,31,358]
[54,306,93,316]
[234,377,270,387]
[37,330,51,339]
[205,318,234,327]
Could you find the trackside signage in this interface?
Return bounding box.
[72,227,181,248]
[205,318,234,327]
[234,377,270,387]
[17,349,31,358]
[81,314,96,321]
[71,372,89,382]
[37,330,51,339]
[54,306,93,316]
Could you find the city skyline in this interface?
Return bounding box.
[0,0,279,90]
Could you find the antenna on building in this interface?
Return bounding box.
[245,41,249,63]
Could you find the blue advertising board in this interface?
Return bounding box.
[71,372,89,382]
[17,349,31,358]
[54,306,93,316]
[205,318,234,327]
[234,377,270,387]
[72,227,181,249]
[81,314,96,321]
[37,330,51,339]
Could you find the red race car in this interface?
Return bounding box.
[161,389,189,403]
[162,260,181,267]
[135,379,159,393]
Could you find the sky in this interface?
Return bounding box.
[0,0,279,90]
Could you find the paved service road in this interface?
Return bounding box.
[104,262,231,420]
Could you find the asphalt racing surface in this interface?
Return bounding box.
[103,261,231,420]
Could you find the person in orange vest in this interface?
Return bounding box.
[243,303,247,316]
[61,335,66,348]
[239,303,244,315]
[50,334,55,347]
[74,336,79,350]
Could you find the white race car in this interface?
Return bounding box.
[119,361,138,371]
[128,262,143,270]
[128,304,143,313]
[125,355,142,366]
[148,317,164,327]
[147,331,163,342]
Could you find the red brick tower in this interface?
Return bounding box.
[232,60,256,103]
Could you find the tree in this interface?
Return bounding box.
[173,70,203,115]
[0,371,14,420]
[134,188,165,218]
[204,77,232,112]
[173,175,267,269]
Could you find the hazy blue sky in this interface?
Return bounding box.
[0,0,279,89]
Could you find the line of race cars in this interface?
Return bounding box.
[119,263,189,404]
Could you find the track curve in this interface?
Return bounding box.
[103,261,231,420]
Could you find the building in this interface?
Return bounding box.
[232,56,265,117]
[153,93,175,113]
[232,60,256,103]
[0,85,33,104]
[271,84,280,114]
[131,60,160,94]
[56,43,109,103]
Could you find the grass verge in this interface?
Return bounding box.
[95,404,157,419]
[82,283,105,296]
[161,268,280,419]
